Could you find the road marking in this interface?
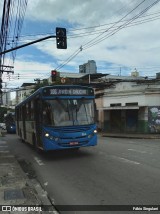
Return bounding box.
[34,156,45,166]
[0,145,8,147]
[1,155,14,158]
[112,155,140,165]
[0,141,7,144]
[118,157,140,165]
[128,148,147,154]
[0,151,9,153]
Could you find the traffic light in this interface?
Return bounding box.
[56,27,67,49]
[51,70,57,82]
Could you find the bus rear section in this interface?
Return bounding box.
[4,112,16,134]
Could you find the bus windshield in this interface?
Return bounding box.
[42,99,94,126]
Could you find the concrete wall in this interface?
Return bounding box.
[95,80,160,133]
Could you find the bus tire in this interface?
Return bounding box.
[33,134,42,153]
[19,130,24,143]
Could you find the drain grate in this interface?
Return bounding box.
[4,189,25,200]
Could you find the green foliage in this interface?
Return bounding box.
[0,107,11,122]
[30,79,49,95]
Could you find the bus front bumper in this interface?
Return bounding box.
[42,134,97,151]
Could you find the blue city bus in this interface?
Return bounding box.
[15,85,97,151]
[4,112,16,134]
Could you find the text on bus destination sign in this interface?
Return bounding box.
[50,88,88,95]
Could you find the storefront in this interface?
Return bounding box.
[102,107,139,133]
[99,106,160,134]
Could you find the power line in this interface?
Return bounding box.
[3,8,160,44]
[51,0,152,71]
[54,0,160,72]
[83,0,160,50]
[0,0,28,75]
[55,47,82,70]
[3,0,160,84]
[82,0,147,50]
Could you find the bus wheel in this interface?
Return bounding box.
[33,135,43,153]
[20,130,24,143]
[72,148,80,151]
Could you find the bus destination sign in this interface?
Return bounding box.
[50,88,87,95]
[43,87,94,96]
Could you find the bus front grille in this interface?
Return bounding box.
[53,126,91,133]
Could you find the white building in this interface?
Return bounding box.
[95,74,160,134]
[1,91,11,107]
[79,60,97,74]
[15,83,35,105]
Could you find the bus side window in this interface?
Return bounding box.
[34,98,42,123]
[43,104,52,125]
[31,101,34,120]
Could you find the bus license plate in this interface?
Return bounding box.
[69,142,79,145]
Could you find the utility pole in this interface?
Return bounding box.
[0,65,14,73]
[88,63,91,84]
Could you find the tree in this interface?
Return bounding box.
[29,79,49,95]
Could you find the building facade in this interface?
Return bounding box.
[1,91,11,107]
[15,83,35,105]
[79,60,97,74]
[95,75,160,134]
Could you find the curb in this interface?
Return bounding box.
[27,179,59,214]
[17,158,59,214]
[0,142,59,214]
[101,134,160,139]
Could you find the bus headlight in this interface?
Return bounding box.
[94,130,97,133]
[45,133,50,137]
[44,132,59,141]
[88,134,93,138]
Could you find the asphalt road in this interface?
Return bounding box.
[5,134,160,214]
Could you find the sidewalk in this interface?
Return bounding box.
[0,136,58,214]
[101,132,160,139]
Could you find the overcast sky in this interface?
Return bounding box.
[1,0,160,90]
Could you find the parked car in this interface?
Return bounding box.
[0,123,6,130]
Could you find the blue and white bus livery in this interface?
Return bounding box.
[15,85,97,151]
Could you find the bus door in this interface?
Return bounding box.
[34,98,43,147]
[22,105,26,139]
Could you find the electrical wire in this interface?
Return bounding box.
[3,9,160,43]
[83,0,160,50]
[53,0,160,73]
[2,0,160,86]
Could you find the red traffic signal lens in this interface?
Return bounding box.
[51,70,57,76]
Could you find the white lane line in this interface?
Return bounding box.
[1,155,14,158]
[0,141,7,144]
[0,151,9,153]
[34,156,45,166]
[118,157,140,165]
[44,182,48,186]
[112,155,140,165]
[128,148,147,154]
